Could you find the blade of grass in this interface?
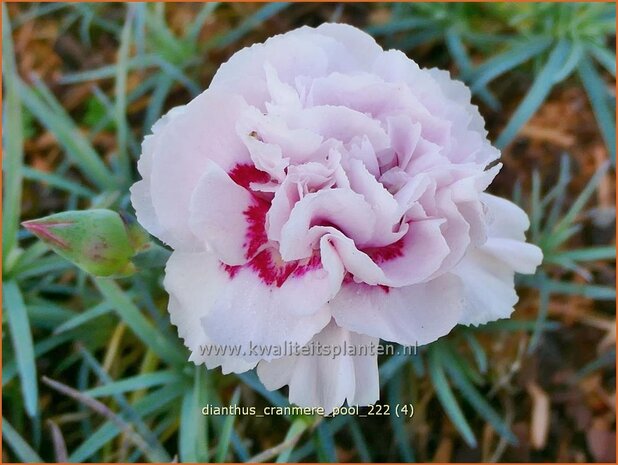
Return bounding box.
[17,79,116,190]
[179,367,210,462]
[215,386,241,462]
[2,416,43,463]
[441,345,518,444]
[210,3,290,49]
[428,344,477,447]
[469,37,552,92]
[84,370,182,398]
[2,5,24,264]
[495,39,571,149]
[3,281,38,418]
[68,383,183,462]
[21,166,95,197]
[115,5,134,183]
[588,43,616,76]
[94,278,186,366]
[314,421,338,462]
[388,371,415,461]
[578,54,616,164]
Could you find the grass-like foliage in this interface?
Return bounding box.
[2,3,615,462]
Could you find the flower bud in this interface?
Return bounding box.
[22,209,143,277]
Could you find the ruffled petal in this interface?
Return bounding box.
[454,193,542,326]
[149,91,252,250]
[188,162,256,266]
[256,320,379,414]
[164,251,256,374]
[331,273,464,346]
[130,105,186,245]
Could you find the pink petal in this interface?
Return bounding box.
[331,273,464,346]
[149,91,252,250]
[279,188,376,261]
[164,252,257,374]
[188,162,257,266]
[256,320,379,414]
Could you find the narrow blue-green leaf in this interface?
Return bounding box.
[314,421,338,462]
[275,418,309,463]
[186,2,219,42]
[179,368,209,463]
[543,279,615,300]
[215,386,241,462]
[68,383,184,462]
[2,5,24,263]
[551,161,610,240]
[347,419,372,462]
[2,416,43,463]
[59,54,158,84]
[17,79,116,190]
[445,28,499,110]
[211,3,290,49]
[469,37,552,92]
[573,348,615,381]
[84,370,181,398]
[441,347,518,444]
[21,166,95,197]
[388,372,415,461]
[553,41,584,82]
[549,246,616,262]
[588,44,616,76]
[94,278,186,366]
[115,4,133,183]
[379,352,409,387]
[475,319,560,332]
[3,281,38,417]
[53,301,113,334]
[496,40,571,149]
[578,55,616,164]
[365,17,437,35]
[144,74,174,132]
[528,271,550,352]
[428,346,476,447]
[463,331,488,374]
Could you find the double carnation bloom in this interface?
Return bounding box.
[131,23,542,413]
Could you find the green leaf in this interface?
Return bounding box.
[578,54,616,164]
[94,278,187,366]
[441,347,518,444]
[275,418,309,463]
[314,421,337,462]
[469,37,552,92]
[17,79,117,190]
[495,39,571,149]
[550,161,610,247]
[2,416,43,463]
[115,5,133,183]
[179,367,210,463]
[388,371,415,461]
[2,4,24,264]
[3,281,38,417]
[210,2,290,49]
[84,370,182,398]
[542,279,615,300]
[548,246,616,262]
[21,166,95,197]
[428,345,477,447]
[215,386,241,462]
[68,383,184,462]
[588,44,616,76]
[53,301,113,334]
